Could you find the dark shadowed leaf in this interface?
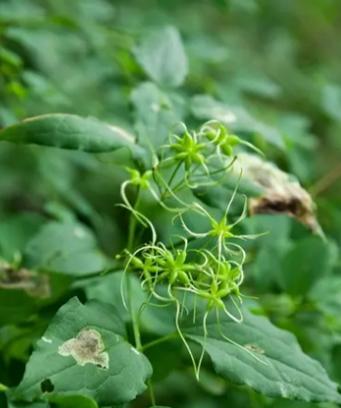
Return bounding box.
[8,401,48,408]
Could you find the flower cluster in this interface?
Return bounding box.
[119,121,262,378]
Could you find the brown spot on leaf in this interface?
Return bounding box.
[58,328,109,369]
[244,343,265,355]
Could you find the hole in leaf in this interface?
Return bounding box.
[40,378,54,393]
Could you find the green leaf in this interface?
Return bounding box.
[0,289,39,324]
[0,213,44,261]
[184,309,341,403]
[191,95,284,148]
[8,402,48,408]
[134,26,188,87]
[85,272,176,335]
[15,297,152,406]
[310,276,341,318]
[85,272,145,323]
[24,221,108,276]
[279,237,337,296]
[243,215,292,290]
[0,114,141,156]
[322,84,341,122]
[49,394,98,408]
[131,82,183,152]
[8,396,98,408]
[0,268,71,325]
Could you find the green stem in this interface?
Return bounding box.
[160,160,183,201]
[168,179,187,196]
[126,187,142,349]
[171,235,196,249]
[128,275,142,350]
[148,379,156,406]
[141,332,178,351]
[142,332,180,404]
[168,160,183,187]
[127,187,141,251]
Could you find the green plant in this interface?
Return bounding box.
[0,112,338,408]
[1,2,341,408]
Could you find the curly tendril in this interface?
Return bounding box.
[118,120,263,379]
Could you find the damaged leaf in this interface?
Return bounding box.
[15,297,152,406]
[0,259,50,298]
[234,154,321,234]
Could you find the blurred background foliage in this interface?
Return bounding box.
[0,0,341,407]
